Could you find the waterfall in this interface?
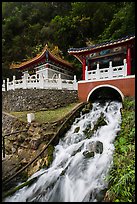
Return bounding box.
[4,100,122,202]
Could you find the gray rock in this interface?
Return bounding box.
[83,151,94,158]
[95,141,103,154]
[87,141,103,154]
[74,126,80,133]
[83,141,103,158]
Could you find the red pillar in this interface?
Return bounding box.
[82,58,86,80]
[126,46,131,75]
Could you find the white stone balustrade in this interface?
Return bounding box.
[85,59,127,81]
[6,73,77,91]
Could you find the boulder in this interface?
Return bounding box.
[95,188,107,202]
[74,126,80,133]
[83,141,103,158]
[95,141,103,154]
[87,141,103,154]
[83,150,94,158]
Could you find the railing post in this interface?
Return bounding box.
[126,46,131,75]
[85,66,88,80]
[23,73,27,89]
[73,75,77,90]
[13,75,16,90]
[123,59,127,76]
[109,61,113,79]
[58,74,62,89]
[36,73,39,88]
[45,67,48,79]
[7,78,9,91]
[96,63,100,79]
[39,73,44,89]
[2,79,5,91]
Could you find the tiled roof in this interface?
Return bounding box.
[10,45,48,69]
[68,35,135,54]
[10,44,73,69]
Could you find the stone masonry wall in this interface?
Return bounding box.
[2,89,78,112]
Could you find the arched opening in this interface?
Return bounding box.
[87,85,124,103]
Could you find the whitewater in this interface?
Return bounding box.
[4,100,122,202]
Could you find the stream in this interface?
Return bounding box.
[4,100,122,202]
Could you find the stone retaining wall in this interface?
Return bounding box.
[2,89,78,112]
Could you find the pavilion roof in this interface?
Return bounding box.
[68,35,135,55]
[10,44,73,70]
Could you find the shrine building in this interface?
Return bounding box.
[10,44,75,80]
[68,35,135,102]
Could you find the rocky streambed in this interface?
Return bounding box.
[2,102,88,193]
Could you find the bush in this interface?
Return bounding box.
[106,97,135,202]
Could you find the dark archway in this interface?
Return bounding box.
[87,85,124,103]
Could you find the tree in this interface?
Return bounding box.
[2,2,135,80]
[99,2,135,42]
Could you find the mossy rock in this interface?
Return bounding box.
[87,113,107,138]
[83,123,93,138]
[95,141,103,154]
[83,151,94,158]
[83,113,107,139]
[74,126,80,133]
[95,113,107,127]
[82,107,90,115]
[83,141,103,158]
[95,188,108,202]
[46,145,55,167]
[85,102,93,110]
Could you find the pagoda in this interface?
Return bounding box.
[68,35,135,80]
[10,44,74,80]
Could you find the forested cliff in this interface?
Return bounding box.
[2,2,135,80]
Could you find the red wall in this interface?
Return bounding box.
[78,77,135,102]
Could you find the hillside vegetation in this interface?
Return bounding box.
[2,3,135,201]
[105,97,135,202]
[2,2,135,80]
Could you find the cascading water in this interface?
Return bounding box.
[4,100,122,202]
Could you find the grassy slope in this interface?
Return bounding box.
[10,102,80,123]
[107,97,135,202]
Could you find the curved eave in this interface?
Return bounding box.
[10,46,48,69]
[10,45,73,70]
[68,36,135,56]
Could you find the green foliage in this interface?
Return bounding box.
[2,2,135,80]
[122,97,135,111]
[99,2,135,42]
[106,97,135,202]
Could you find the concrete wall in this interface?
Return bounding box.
[78,76,135,102]
[2,89,78,112]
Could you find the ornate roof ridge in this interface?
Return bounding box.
[68,34,135,53]
[10,44,72,69]
[10,46,47,69]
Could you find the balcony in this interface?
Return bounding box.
[85,59,127,81]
